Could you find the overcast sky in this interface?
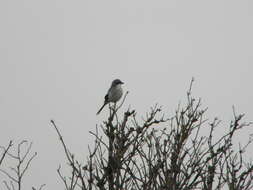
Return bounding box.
[0,0,253,189]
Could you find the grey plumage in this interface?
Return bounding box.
[97,79,124,115]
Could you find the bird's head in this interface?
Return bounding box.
[112,79,124,86]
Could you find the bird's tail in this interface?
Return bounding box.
[96,103,107,115]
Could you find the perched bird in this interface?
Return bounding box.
[97,79,124,115]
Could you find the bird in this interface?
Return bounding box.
[97,79,124,115]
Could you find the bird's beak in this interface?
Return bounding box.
[121,81,124,84]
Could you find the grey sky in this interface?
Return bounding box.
[0,0,253,189]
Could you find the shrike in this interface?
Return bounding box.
[96,79,124,115]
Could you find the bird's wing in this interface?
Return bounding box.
[104,94,109,103]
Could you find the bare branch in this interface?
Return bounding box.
[0,141,13,166]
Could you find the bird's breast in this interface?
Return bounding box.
[108,84,123,103]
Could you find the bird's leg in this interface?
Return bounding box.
[109,103,112,116]
[113,103,116,112]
